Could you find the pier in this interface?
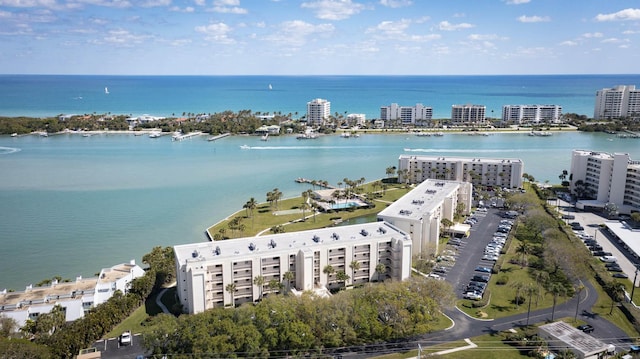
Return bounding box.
[294,178,335,189]
[207,132,231,141]
[172,131,203,141]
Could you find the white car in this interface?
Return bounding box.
[120,331,132,346]
[464,292,482,300]
[482,255,499,261]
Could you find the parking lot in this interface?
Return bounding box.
[557,200,639,286]
[91,333,146,359]
[430,207,515,300]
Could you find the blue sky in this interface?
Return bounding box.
[1,0,639,75]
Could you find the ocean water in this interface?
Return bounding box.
[2,74,640,119]
[1,131,639,290]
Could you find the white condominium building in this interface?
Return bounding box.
[502,105,563,124]
[451,104,486,125]
[397,155,524,189]
[378,179,473,255]
[306,98,331,126]
[594,85,640,120]
[569,150,640,214]
[174,222,412,314]
[0,260,145,327]
[380,103,433,127]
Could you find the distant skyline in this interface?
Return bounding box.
[1,0,639,75]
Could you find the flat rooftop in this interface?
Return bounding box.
[98,262,139,284]
[399,154,522,165]
[539,321,609,355]
[605,221,640,258]
[175,221,409,265]
[0,278,97,308]
[377,179,461,221]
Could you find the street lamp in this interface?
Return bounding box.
[631,265,639,304]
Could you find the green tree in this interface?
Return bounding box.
[609,283,626,315]
[282,271,295,293]
[226,283,237,307]
[253,275,265,301]
[375,263,387,282]
[349,260,361,286]
[142,246,176,288]
[547,282,567,321]
[243,197,257,218]
[323,264,335,285]
[335,271,350,289]
[386,166,396,178]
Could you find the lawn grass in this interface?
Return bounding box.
[589,277,640,337]
[103,289,170,339]
[206,182,411,239]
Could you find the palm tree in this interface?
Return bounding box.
[441,218,454,237]
[335,270,350,290]
[386,166,396,178]
[272,188,283,209]
[574,283,585,322]
[510,281,525,307]
[547,282,567,321]
[349,260,360,286]
[515,242,532,268]
[225,283,236,307]
[323,264,335,285]
[375,263,386,282]
[300,202,311,221]
[609,283,626,314]
[253,275,265,301]
[283,271,295,293]
[524,283,538,326]
[243,197,257,217]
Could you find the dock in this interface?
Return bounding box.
[294,178,335,189]
[172,131,203,141]
[207,132,231,141]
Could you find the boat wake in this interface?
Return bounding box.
[0,146,21,155]
[246,145,371,150]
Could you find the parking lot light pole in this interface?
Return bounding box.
[631,265,639,304]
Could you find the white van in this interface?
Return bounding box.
[600,256,617,263]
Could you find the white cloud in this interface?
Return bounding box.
[438,20,474,31]
[505,0,530,4]
[595,8,640,22]
[170,5,194,12]
[517,15,550,23]
[211,0,247,14]
[70,0,131,8]
[301,0,367,21]
[265,20,334,47]
[141,0,170,7]
[623,30,639,34]
[194,0,204,5]
[582,32,603,38]
[0,0,57,7]
[601,37,628,44]
[379,0,411,8]
[560,40,577,46]
[102,29,152,46]
[195,22,235,43]
[468,34,506,41]
[367,19,440,42]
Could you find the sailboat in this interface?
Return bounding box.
[268,84,273,90]
[104,87,110,95]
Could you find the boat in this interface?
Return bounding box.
[240,145,250,149]
[134,132,144,136]
[104,87,109,95]
[82,133,92,137]
[297,132,318,140]
[268,84,273,90]
[433,132,444,137]
[149,132,162,138]
[340,132,351,138]
[39,132,48,137]
[529,131,553,137]
[415,132,431,137]
[10,133,17,137]
[261,133,269,141]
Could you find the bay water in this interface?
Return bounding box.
[1,131,638,290]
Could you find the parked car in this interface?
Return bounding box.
[475,266,492,273]
[577,324,594,333]
[464,292,482,300]
[482,255,499,261]
[472,275,490,283]
[608,266,623,272]
[120,331,132,346]
[562,214,576,220]
[613,273,629,279]
[601,256,618,263]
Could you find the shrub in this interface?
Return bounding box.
[496,275,509,285]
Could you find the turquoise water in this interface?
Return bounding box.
[332,202,359,209]
[2,74,640,118]
[0,131,638,290]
